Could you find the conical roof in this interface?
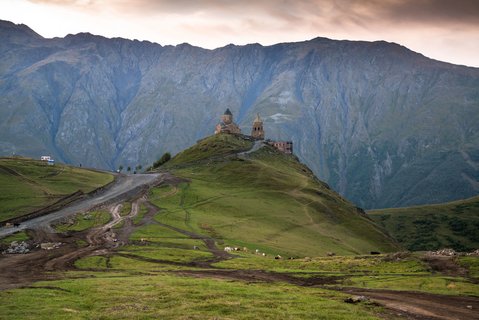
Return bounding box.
[224,108,232,115]
[253,113,262,123]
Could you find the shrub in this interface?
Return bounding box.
[153,152,171,168]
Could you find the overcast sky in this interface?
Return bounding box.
[1,0,478,67]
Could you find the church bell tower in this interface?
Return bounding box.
[251,113,264,140]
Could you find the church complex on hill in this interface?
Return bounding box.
[214,109,293,154]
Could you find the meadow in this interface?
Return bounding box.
[0,157,113,222]
[369,195,479,251]
[0,137,478,319]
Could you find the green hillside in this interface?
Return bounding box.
[0,157,114,222]
[1,135,479,319]
[369,196,479,251]
[159,134,399,256]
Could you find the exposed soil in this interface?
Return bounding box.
[0,175,478,320]
[422,255,470,278]
[342,288,479,320]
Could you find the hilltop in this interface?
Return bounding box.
[369,195,479,252]
[156,134,399,256]
[1,19,479,209]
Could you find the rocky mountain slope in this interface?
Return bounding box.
[1,19,478,209]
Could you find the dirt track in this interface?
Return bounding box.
[0,173,163,238]
[343,288,479,320]
[0,174,478,319]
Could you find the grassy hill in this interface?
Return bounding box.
[0,157,114,222]
[1,135,479,319]
[369,196,479,251]
[158,134,399,256]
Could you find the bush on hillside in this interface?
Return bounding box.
[152,152,171,169]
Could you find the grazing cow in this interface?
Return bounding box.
[274,255,282,260]
[262,253,266,257]
[193,246,199,250]
[370,251,381,255]
[234,247,241,251]
[13,223,20,227]
[255,249,260,254]
[224,246,233,252]
[327,252,336,257]
[243,247,248,252]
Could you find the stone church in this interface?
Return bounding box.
[214,108,241,134]
[214,108,293,154]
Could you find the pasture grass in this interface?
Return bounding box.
[0,157,113,222]
[458,256,479,279]
[132,203,148,225]
[54,210,111,232]
[346,275,479,296]
[214,254,429,275]
[120,202,132,216]
[152,140,398,257]
[0,273,387,320]
[166,133,253,166]
[369,195,479,251]
[0,230,29,245]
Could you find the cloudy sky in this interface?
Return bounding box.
[1,0,478,67]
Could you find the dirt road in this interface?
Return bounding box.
[0,173,162,238]
[343,288,479,320]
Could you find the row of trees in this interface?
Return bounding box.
[117,152,171,174]
[117,164,142,174]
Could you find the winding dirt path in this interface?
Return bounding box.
[0,173,163,238]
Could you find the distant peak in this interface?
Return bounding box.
[0,19,42,39]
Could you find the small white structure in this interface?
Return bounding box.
[40,156,51,161]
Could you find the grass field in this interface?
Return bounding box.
[54,210,111,232]
[0,157,114,222]
[157,134,399,256]
[1,136,478,319]
[369,195,479,251]
[0,273,388,320]
[0,230,29,245]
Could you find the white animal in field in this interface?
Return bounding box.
[255,249,260,254]
[262,253,266,257]
[224,246,233,252]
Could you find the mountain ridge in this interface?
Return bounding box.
[1,19,478,209]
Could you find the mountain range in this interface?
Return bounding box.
[1,19,478,209]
